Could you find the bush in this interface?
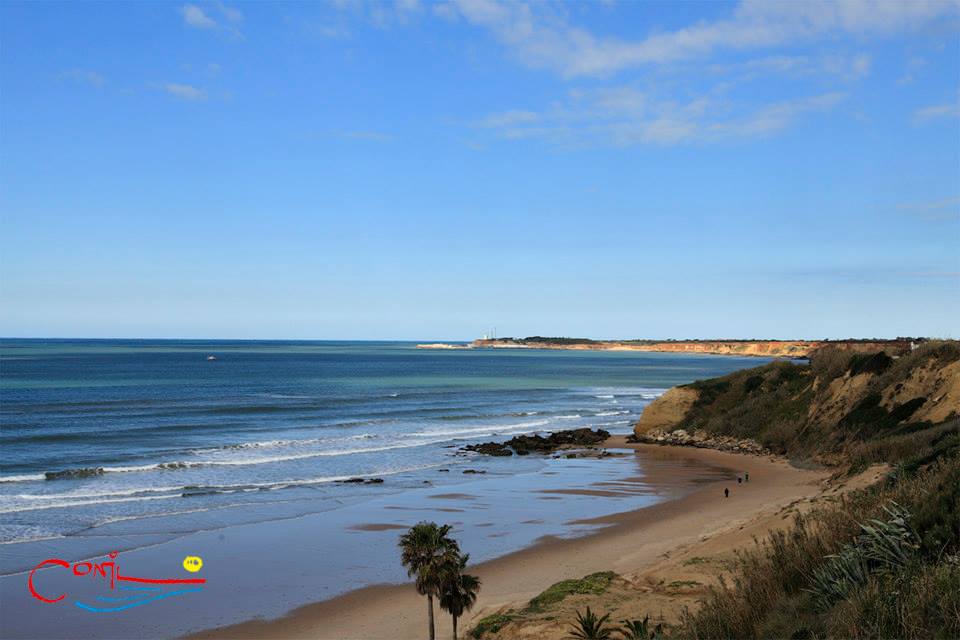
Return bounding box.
[826,562,960,639]
[677,454,960,640]
[806,503,919,610]
[527,571,617,612]
[470,613,515,638]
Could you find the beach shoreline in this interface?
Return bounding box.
[189,438,837,640]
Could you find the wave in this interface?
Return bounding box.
[0,493,181,514]
[212,433,377,451]
[0,473,45,483]
[409,419,550,439]
[595,410,629,417]
[586,387,667,398]
[18,439,455,484]
[0,462,449,515]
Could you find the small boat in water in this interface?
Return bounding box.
[206,355,217,361]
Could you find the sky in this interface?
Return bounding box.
[1,0,958,341]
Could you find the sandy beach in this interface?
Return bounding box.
[191,438,844,640]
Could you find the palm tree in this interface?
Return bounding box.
[567,607,613,640]
[438,553,481,639]
[399,522,460,640]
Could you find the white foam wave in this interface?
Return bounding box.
[595,410,629,416]
[587,387,667,397]
[0,473,45,483]
[409,419,550,438]
[13,485,186,501]
[0,462,451,516]
[0,493,180,515]
[206,433,377,452]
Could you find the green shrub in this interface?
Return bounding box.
[470,612,516,638]
[806,503,918,610]
[527,571,617,612]
[677,454,960,640]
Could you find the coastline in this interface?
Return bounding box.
[189,438,838,640]
[417,339,914,358]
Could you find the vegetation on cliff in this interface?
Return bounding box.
[678,440,960,639]
[634,342,960,639]
[638,341,959,467]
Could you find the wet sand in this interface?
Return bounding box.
[190,439,828,640]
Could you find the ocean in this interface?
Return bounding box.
[0,340,767,548]
[0,339,777,637]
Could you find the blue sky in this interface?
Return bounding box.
[1,0,958,340]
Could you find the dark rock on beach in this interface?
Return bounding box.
[462,428,611,457]
[338,477,385,484]
[45,467,105,481]
[464,442,514,456]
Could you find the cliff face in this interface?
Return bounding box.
[471,339,913,359]
[634,387,699,434]
[633,342,960,462]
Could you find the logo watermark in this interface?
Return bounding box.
[28,552,206,612]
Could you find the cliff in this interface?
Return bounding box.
[634,341,960,465]
[468,338,915,359]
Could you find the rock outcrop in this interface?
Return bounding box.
[462,428,610,457]
[630,428,769,455]
[634,387,699,434]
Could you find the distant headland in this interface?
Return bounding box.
[417,337,921,358]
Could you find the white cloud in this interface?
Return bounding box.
[475,89,846,147]
[446,0,958,78]
[822,53,872,80]
[708,92,845,137]
[332,130,394,142]
[330,0,423,29]
[215,1,243,23]
[180,3,243,36]
[162,83,207,101]
[476,110,540,128]
[914,102,960,122]
[708,53,872,83]
[181,4,217,29]
[898,197,960,222]
[60,69,106,87]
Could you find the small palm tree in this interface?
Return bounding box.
[567,607,613,640]
[399,522,461,640]
[438,553,481,639]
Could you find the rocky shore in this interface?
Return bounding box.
[628,428,769,455]
[461,428,611,456]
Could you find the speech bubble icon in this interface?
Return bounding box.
[183,556,203,573]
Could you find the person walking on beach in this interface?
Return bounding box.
[724,488,729,498]
[737,476,742,484]
[745,472,749,482]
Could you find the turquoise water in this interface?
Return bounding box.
[0,339,768,545]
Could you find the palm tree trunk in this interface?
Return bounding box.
[452,614,458,640]
[427,594,435,640]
